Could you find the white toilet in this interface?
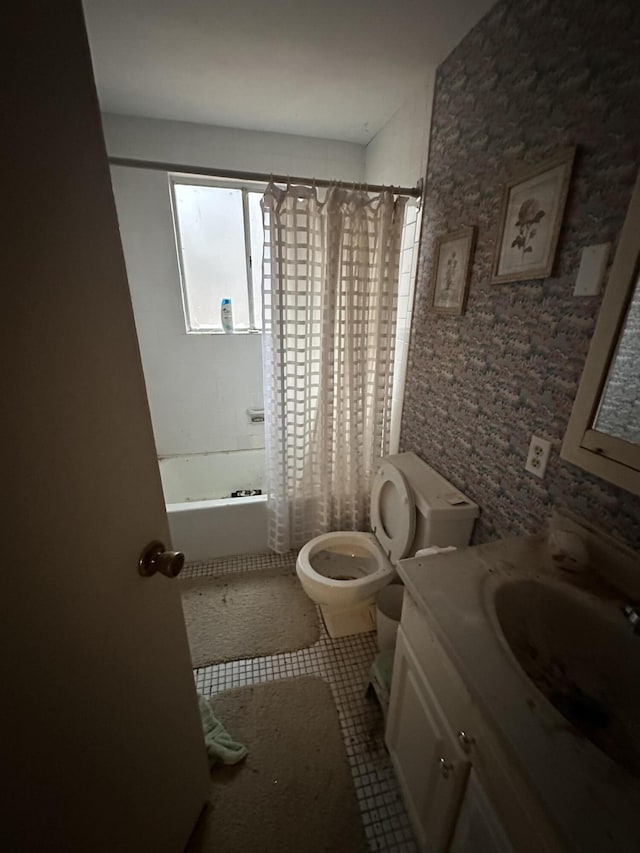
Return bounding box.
[296,452,479,638]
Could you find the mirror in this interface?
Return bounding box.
[593,273,640,444]
[561,173,640,495]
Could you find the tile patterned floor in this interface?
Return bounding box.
[184,552,418,853]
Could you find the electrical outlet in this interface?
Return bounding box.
[525,435,551,478]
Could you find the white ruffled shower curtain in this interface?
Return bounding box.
[261,183,406,554]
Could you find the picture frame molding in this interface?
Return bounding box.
[490,146,576,285]
[429,226,477,316]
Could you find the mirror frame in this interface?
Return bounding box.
[561,172,640,496]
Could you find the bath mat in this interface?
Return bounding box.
[186,677,367,853]
[180,566,320,667]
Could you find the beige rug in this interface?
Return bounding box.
[187,677,367,853]
[180,566,320,667]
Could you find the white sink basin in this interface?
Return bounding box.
[491,577,640,778]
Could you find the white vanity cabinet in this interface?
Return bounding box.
[386,627,470,851]
[386,591,552,853]
[449,771,514,853]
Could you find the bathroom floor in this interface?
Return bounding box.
[185,551,417,853]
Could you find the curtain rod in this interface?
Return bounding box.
[107,156,423,199]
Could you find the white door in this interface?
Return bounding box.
[3,4,209,851]
[386,629,470,852]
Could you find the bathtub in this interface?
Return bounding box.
[159,449,269,561]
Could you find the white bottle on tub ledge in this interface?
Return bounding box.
[220,298,233,333]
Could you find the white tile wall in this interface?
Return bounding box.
[365,79,434,189]
[106,98,433,459]
[105,114,367,457]
[103,114,366,184]
[390,202,423,452]
[364,79,435,453]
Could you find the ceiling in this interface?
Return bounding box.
[83,0,495,145]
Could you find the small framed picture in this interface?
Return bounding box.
[491,147,575,284]
[429,227,477,315]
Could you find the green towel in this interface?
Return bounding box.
[198,694,248,769]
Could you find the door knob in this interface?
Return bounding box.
[138,540,185,578]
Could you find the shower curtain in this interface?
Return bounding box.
[261,182,406,554]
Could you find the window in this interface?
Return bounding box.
[170,178,265,332]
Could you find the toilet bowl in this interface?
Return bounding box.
[296,452,479,638]
[297,531,394,609]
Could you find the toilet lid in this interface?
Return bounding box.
[370,461,415,563]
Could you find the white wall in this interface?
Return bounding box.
[104,113,366,457]
[104,113,366,183]
[365,78,435,452]
[365,78,434,187]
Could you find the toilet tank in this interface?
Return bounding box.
[386,452,479,550]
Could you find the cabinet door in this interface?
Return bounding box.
[449,770,514,853]
[386,628,470,853]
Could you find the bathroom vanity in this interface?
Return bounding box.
[386,519,640,852]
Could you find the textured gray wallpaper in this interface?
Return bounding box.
[401,0,640,548]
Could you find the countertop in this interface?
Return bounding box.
[397,535,640,853]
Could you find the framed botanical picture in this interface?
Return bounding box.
[491,147,575,284]
[429,227,477,315]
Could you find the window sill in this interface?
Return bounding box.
[186,328,262,336]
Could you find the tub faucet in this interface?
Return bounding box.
[622,604,640,633]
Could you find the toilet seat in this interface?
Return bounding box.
[296,532,394,609]
[370,461,416,563]
[296,462,418,610]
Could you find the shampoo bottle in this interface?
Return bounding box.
[221,298,233,333]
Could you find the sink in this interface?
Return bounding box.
[398,530,640,852]
[493,578,640,778]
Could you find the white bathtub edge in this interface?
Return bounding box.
[167,493,269,561]
[167,494,268,513]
